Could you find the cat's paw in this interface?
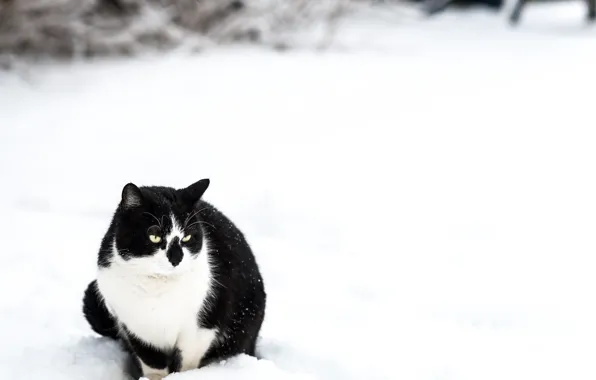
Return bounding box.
[140,375,166,380]
[139,373,165,380]
[139,362,169,380]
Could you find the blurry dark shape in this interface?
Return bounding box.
[0,0,13,10]
[273,41,290,51]
[239,27,260,42]
[136,30,177,49]
[509,0,596,24]
[409,0,502,16]
[102,0,126,12]
[229,0,244,11]
[94,0,140,16]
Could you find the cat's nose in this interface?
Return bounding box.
[166,237,183,267]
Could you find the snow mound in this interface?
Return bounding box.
[164,355,316,380]
[6,337,129,379]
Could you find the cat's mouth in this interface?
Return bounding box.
[148,263,190,278]
[147,269,185,280]
[148,272,172,280]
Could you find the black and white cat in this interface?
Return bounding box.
[82,179,267,380]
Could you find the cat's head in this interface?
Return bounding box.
[108,179,210,276]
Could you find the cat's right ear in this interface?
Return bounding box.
[121,183,143,209]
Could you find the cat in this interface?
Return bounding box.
[82,179,267,380]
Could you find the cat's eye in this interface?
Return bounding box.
[149,235,161,244]
[182,234,192,243]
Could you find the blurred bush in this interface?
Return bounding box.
[0,0,361,65]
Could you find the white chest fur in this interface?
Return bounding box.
[96,246,217,373]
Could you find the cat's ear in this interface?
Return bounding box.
[121,183,143,209]
[181,179,210,206]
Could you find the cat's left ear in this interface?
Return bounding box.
[181,179,210,206]
[121,183,143,209]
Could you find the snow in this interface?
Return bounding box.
[2,4,596,380]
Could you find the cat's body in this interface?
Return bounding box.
[82,179,266,380]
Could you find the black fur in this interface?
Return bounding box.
[82,280,119,340]
[122,324,171,370]
[82,179,267,377]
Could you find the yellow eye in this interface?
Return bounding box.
[149,235,161,243]
[182,234,192,242]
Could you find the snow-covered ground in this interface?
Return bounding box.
[2,4,596,380]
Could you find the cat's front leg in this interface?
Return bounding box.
[139,368,169,380]
[131,349,171,380]
[123,330,172,380]
[82,280,119,340]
